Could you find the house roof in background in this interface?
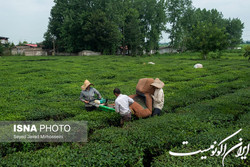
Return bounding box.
[25,44,38,47]
[0,36,9,40]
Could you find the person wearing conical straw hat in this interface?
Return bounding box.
[80,80,102,111]
[150,78,164,116]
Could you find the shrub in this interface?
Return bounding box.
[0,52,249,166]
[243,45,250,61]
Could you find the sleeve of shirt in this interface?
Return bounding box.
[152,89,164,103]
[128,96,134,106]
[93,88,102,99]
[151,94,156,101]
[160,89,164,103]
[79,91,85,102]
[115,100,120,113]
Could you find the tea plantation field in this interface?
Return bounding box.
[0,52,249,166]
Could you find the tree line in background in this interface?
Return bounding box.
[0,43,14,56]
[43,0,244,57]
[44,0,167,55]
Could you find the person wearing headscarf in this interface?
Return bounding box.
[150,78,164,116]
[80,80,102,111]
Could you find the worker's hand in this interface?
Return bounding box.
[84,100,89,104]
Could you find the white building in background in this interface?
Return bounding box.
[11,44,47,56]
[0,36,9,44]
[158,46,178,54]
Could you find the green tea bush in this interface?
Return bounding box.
[152,127,249,167]
[0,113,212,166]
[243,45,250,60]
[0,53,249,166]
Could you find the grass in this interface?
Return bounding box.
[0,52,249,166]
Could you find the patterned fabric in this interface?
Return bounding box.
[151,88,164,110]
[80,87,102,107]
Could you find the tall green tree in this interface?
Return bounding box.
[44,0,168,55]
[165,0,192,49]
[225,18,244,48]
[138,0,168,52]
[45,0,93,52]
[124,8,143,55]
[83,10,122,54]
[181,8,244,57]
[181,8,224,50]
[186,22,229,59]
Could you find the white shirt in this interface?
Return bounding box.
[115,94,134,116]
[151,88,164,110]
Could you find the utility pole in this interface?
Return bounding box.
[52,36,55,56]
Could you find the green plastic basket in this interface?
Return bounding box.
[98,105,115,112]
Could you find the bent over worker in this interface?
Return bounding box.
[113,88,134,127]
[151,78,164,116]
[80,80,102,111]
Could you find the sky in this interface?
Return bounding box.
[0,0,249,44]
[191,0,250,42]
[0,0,54,44]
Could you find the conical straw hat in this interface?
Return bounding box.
[81,80,93,90]
[151,78,164,88]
